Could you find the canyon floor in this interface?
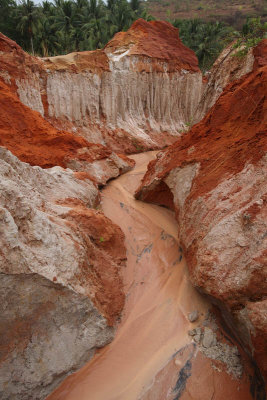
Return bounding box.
[47,152,261,400]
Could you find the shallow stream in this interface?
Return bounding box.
[47,152,211,399]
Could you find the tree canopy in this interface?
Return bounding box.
[0,0,265,71]
[0,0,154,55]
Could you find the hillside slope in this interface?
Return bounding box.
[145,0,267,29]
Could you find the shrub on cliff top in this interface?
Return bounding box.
[233,17,267,57]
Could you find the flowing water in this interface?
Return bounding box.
[47,152,210,399]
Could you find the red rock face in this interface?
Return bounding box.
[105,19,199,72]
[46,152,265,400]
[136,50,267,380]
[0,78,134,184]
[253,39,267,69]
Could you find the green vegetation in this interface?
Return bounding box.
[233,17,267,57]
[0,0,154,56]
[170,16,267,70]
[0,0,265,71]
[171,18,235,70]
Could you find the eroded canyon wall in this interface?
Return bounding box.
[1,21,266,398]
[0,146,127,399]
[0,78,134,183]
[2,19,263,156]
[136,45,267,381]
[0,20,204,152]
[1,20,261,153]
[0,34,136,399]
[194,42,256,123]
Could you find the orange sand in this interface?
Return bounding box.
[47,152,208,400]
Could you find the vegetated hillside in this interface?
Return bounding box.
[145,0,267,29]
[1,0,266,72]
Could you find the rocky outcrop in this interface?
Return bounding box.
[194,39,267,123]
[0,146,126,399]
[136,59,267,380]
[1,21,266,399]
[0,29,136,399]
[0,20,203,153]
[0,78,134,184]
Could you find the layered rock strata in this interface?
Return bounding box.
[1,21,266,399]
[0,146,126,399]
[136,60,267,380]
[0,20,203,152]
[1,24,265,154]
[0,78,134,184]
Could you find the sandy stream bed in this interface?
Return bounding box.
[47,152,258,400]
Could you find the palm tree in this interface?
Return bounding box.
[16,0,41,54]
[52,0,75,52]
[81,0,109,50]
[130,0,140,12]
[172,18,233,70]
[109,0,133,32]
[139,8,154,22]
[0,0,17,39]
[195,21,230,69]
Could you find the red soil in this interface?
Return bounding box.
[253,39,267,69]
[105,19,200,72]
[43,49,110,73]
[0,78,119,170]
[136,43,267,380]
[136,64,267,205]
[0,33,42,83]
[59,199,126,325]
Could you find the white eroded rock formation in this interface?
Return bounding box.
[44,57,203,145]
[0,147,125,399]
[0,20,204,151]
[0,22,260,153]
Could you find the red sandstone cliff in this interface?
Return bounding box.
[136,42,267,380]
[1,23,263,155]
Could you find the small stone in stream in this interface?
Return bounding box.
[202,328,217,348]
[196,327,202,335]
[188,329,196,336]
[193,334,202,344]
[188,310,199,322]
